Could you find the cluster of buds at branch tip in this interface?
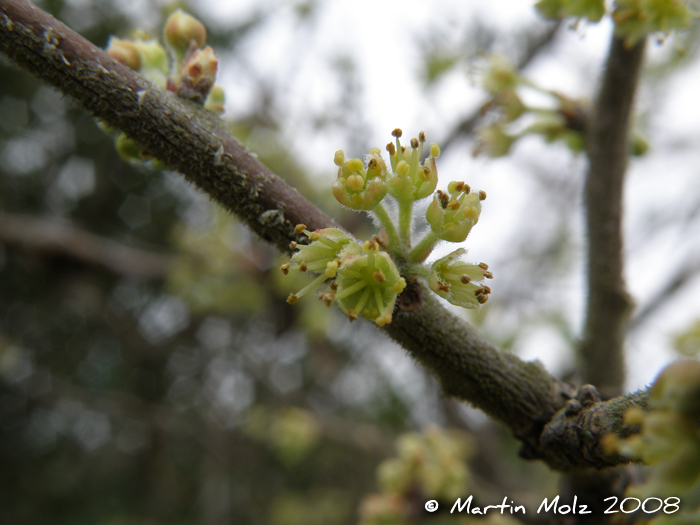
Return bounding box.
[605,359,700,501]
[104,11,226,165]
[475,55,602,157]
[106,35,170,88]
[426,181,483,243]
[105,11,223,111]
[385,128,440,204]
[536,0,694,46]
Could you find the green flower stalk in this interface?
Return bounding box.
[384,129,440,245]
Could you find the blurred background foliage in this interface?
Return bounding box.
[3,0,700,524]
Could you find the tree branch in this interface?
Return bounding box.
[0,0,644,471]
[0,0,339,255]
[439,21,562,151]
[0,212,174,278]
[579,36,645,397]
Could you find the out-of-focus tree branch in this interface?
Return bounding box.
[629,255,700,332]
[439,21,562,151]
[0,212,174,278]
[0,0,647,471]
[579,36,645,398]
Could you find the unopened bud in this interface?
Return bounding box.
[164,9,207,56]
[106,37,141,70]
[178,46,218,102]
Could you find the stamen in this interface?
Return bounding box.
[334,279,369,300]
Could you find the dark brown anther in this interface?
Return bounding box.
[418,131,426,142]
[410,138,419,149]
[391,128,403,138]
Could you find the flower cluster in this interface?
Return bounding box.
[283,227,405,326]
[284,129,493,325]
[358,427,474,525]
[104,10,224,163]
[606,359,700,519]
[535,0,695,45]
[475,55,589,158]
[613,0,694,46]
[475,54,649,159]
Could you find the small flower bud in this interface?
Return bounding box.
[115,133,145,162]
[164,9,207,57]
[106,37,142,70]
[204,85,225,115]
[177,46,219,103]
